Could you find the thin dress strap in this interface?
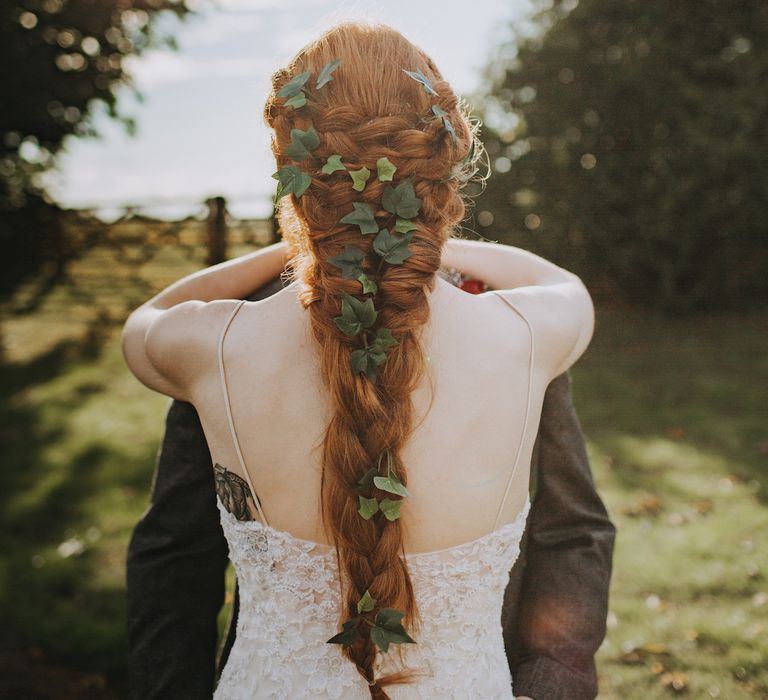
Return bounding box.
[218,300,269,526]
[489,290,536,530]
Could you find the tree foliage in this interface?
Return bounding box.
[476,0,768,313]
[0,0,196,297]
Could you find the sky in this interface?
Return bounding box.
[40,0,533,221]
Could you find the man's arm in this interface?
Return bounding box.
[503,370,616,700]
[126,399,229,700]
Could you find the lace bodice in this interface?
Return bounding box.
[214,494,530,699]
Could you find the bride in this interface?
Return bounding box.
[122,20,594,700]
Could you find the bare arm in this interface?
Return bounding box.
[441,237,577,288]
[443,238,595,379]
[121,241,289,400]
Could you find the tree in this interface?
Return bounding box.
[0,0,197,298]
[475,0,768,313]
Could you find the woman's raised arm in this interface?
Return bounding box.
[442,237,595,379]
[121,240,289,401]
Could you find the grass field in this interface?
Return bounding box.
[0,230,766,698]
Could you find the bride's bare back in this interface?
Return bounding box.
[191,275,553,553]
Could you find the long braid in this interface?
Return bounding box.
[263,21,485,696]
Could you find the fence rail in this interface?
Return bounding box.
[0,196,278,362]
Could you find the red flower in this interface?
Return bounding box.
[458,278,487,295]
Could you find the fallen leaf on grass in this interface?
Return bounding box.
[660,671,689,692]
[622,495,663,517]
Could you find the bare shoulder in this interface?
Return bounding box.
[482,278,595,380]
[142,299,252,398]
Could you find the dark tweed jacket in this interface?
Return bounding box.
[125,273,615,700]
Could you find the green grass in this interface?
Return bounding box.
[581,306,768,699]
[0,230,765,697]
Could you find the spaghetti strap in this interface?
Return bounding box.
[489,290,536,530]
[218,300,269,526]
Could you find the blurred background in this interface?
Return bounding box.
[1,0,766,698]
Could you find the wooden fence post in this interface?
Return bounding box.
[269,197,280,245]
[206,196,228,264]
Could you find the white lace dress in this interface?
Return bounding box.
[212,292,536,699]
[213,495,530,699]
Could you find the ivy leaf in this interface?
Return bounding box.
[358,495,379,520]
[358,272,378,294]
[284,91,307,109]
[277,70,311,98]
[351,348,378,380]
[349,166,371,192]
[373,456,410,497]
[431,105,457,145]
[341,291,377,328]
[371,327,398,351]
[340,202,378,235]
[381,177,422,218]
[402,68,438,96]
[379,498,402,522]
[335,314,362,337]
[322,154,347,174]
[367,344,388,367]
[431,104,448,118]
[328,245,365,279]
[394,218,418,234]
[326,618,361,646]
[285,126,321,161]
[335,292,376,336]
[272,165,311,199]
[370,608,416,652]
[373,228,414,265]
[356,467,379,492]
[357,589,377,614]
[443,116,458,145]
[376,157,397,182]
[316,58,342,89]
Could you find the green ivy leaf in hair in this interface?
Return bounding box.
[334,291,377,338]
[402,68,438,97]
[285,126,321,161]
[272,165,312,199]
[326,618,361,646]
[349,166,371,192]
[358,494,379,520]
[278,70,311,97]
[431,104,448,119]
[373,228,415,265]
[322,154,347,174]
[340,201,378,235]
[394,218,418,234]
[352,347,387,381]
[431,104,458,144]
[284,92,307,109]
[357,272,378,294]
[381,177,422,219]
[370,608,417,652]
[370,327,398,352]
[379,497,402,522]
[376,157,397,182]
[357,589,377,614]
[316,58,342,89]
[328,244,365,279]
[373,451,410,497]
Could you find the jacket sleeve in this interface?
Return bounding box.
[126,398,230,700]
[502,370,616,700]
